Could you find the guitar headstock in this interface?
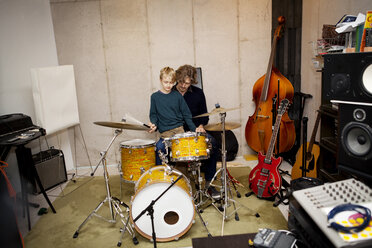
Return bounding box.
[278,99,289,116]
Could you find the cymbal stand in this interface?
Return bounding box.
[73,129,137,246]
[210,112,259,235]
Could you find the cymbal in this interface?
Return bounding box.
[193,106,240,118]
[94,121,150,131]
[204,122,241,131]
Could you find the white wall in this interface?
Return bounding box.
[50,0,272,166]
[0,0,73,191]
[0,0,58,116]
[301,0,372,137]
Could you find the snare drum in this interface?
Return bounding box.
[120,139,155,182]
[130,166,195,242]
[166,132,210,162]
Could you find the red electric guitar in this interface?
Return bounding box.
[248,99,289,198]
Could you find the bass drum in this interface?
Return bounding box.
[130,166,195,242]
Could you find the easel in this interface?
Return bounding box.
[70,124,93,181]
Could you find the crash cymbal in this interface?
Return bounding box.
[204,122,241,131]
[193,106,240,118]
[94,121,150,130]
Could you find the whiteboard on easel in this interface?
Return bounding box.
[31,65,80,135]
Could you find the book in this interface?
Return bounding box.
[360,11,372,52]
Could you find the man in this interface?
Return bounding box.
[174,64,220,199]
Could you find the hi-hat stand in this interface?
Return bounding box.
[72,129,137,246]
[209,111,260,235]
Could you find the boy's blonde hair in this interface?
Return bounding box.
[160,67,176,82]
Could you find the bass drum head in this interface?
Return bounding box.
[130,182,194,241]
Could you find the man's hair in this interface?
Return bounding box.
[160,67,176,82]
[176,65,198,85]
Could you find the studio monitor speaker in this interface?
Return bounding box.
[322,53,372,102]
[338,103,372,180]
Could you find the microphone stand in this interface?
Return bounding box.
[133,174,183,248]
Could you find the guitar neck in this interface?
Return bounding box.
[265,113,283,163]
[307,110,321,154]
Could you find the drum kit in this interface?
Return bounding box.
[73,105,259,247]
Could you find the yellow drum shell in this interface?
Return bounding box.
[120,139,155,182]
[167,132,210,162]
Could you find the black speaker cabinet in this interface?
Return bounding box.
[338,103,372,180]
[32,148,67,194]
[322,52,372,103]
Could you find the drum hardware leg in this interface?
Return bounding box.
[191,161,214,209]
[114,200,138,247]
[73,128,138,246]
[195,205,213,237]
[208,112,259,235]
[118,162,123,199]
[230,178,241,198]
[133,174,184,248]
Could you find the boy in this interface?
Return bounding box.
[149,67,199,165]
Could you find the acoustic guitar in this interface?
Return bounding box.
[291,110,321,180]
[248,99,289,198]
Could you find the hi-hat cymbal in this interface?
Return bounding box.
[94,121,150,130]
[204,122,241,131]
[193,106,240,118]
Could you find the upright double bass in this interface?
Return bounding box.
[245,16,295,155]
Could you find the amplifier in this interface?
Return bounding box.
[32,148,67,194]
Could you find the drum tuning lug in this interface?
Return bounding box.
[194,137,198,143]
[176,150,181,157]
[174,237,179,241]
[140,167,145,174]
[206,149,210,156]
[130,175,133,180]
[195,149,199,155]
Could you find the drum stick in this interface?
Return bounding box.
[122,113,150,128]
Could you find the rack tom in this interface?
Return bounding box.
[165,132,210,162]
